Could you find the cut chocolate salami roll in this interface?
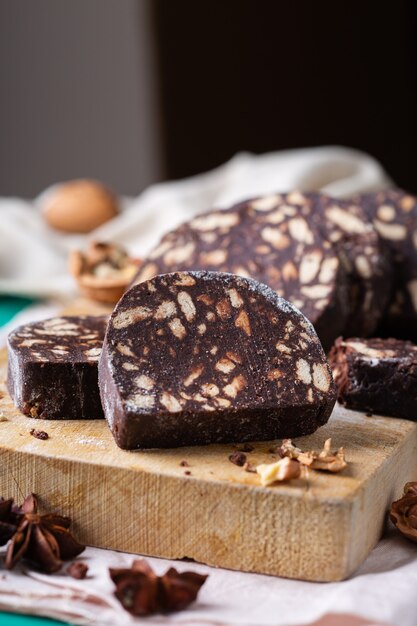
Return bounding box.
[7,316,107,420]
[329,336,417,420]
[356,189,417,340]
[99,271,336,449]
[133,192,391,349]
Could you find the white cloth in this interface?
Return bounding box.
[0,146,392,299]
[0,146,402,626]
[0,525,412,626]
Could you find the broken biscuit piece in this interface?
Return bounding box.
[99,271,336,450]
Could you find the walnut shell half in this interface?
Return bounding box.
[69,241,142,304]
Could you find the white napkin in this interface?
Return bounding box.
[0,524,412,626]
[0,146,392,299]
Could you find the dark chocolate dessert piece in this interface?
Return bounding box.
[307,194,392,338]
[99,271,336,449]
[132,192,391,349]
[7,315,107,419]
[355,189,417,341]
[329,336,417,420]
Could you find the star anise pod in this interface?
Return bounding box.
[390,482,417,543]
[5,493,85,573]
[109,558,208,616]
[0,497,20,545]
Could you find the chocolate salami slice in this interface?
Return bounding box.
[308,194,392,338]
[355,189,417,340]
[133,192,390,349]
[329,336,417,420]
[99,271,336,449]
[7,316,107,420]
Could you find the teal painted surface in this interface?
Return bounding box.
[0,613,69,625]
[0,296,35,326]
[0,298,70,625]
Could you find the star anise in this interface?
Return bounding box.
[0,497,20,545]
[5,493,85,573]
[109,558,208,616]
[390,482,417,543]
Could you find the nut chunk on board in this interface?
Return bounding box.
[329,336,417,420]
[7,316,107,420]
[99,271,336,449]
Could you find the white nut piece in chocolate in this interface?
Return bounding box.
[132,192,391,350]
[99,271,337,449]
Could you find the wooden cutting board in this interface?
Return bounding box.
[0,346,416,583]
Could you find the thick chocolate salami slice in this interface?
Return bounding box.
[7,316,107,420]
[356,189,417,340]
[133,192,390,349]
[308,194,392,338]
[99,271,336,449]
[329,336,417,420]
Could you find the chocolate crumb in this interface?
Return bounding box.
[67,561,89,579]
[366,412,373,417]
[229,451,247,466]
[184,470,191,476]
[239,443,255,452]
[180,460,190,467]
[269,446,280,455]
[30,429,49,440]
[243,462,257,473]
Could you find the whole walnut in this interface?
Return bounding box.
[42,179,119,233]
[390,482,417,542]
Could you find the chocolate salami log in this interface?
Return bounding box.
[132,192,391,350]
[99,271,336,449]
[7,316,107,419]
[329,336,417,420]
[355,189,417,341]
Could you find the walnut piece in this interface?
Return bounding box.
[277,439,303,459]
[256,457,301,486]
[390,482,417,543]
[69,241,141,304]
[278,437,347,473]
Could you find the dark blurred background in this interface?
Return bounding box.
[1,0,416,197]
